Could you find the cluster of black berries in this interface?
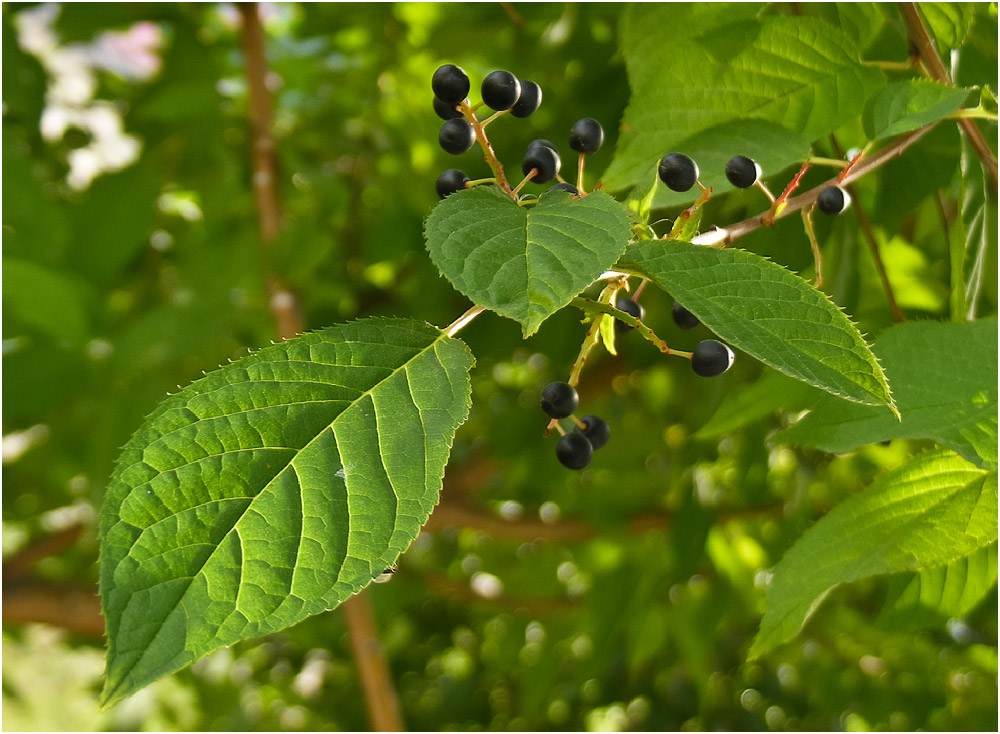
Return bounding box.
[431,63,608,199]
[657,151,851,216]
[613,296,734,378]
[540,382,609,470]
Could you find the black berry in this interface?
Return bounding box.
[511,80,542,118]
[671,302,700,330]
[432,64,470,105]
[691,340,735,377]
[556,432,593,470]
[725,155,760,189]
[614,297,644,334]
[658,153,699,192]
[481,70,521,111]
[438,118,475,155]
[435,169,469,199]
[522,145,561,184]
[433,96,463,121]
[576,415,610,450]
[817,185,851,215]
[569,118,604,155]
[528,139,558,154]
[547,182,579,195]
[540,381,578,419]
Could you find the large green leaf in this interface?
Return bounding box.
[424,187,631,337]
[606,10,884,194]
[862,79,972,141]
[99,318,474,707]
[618,242,895,409]
[780,320,998,469]
[877,543,998,630]
[750,449,998,658]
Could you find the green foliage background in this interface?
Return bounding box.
[3,2,997,731]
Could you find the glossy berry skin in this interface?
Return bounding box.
[569,118,604,155]
[725,155,760,189]
[556,432,593,470]
[817,185,851,215]
[435,169,469,199]
[548,182,579,195]
[433,96,463,121]
[691,340,735,377]
[658,152,699,192]
[511,80,542,118]
[438,118,475,155]
[432,64,470,105]
[482,70,521,111]
[540,381,578,419]
[528,139,558,154]
[576,415,610,450]
[522,145,561,184]
[614,297,644,334]
[671,301,700,330]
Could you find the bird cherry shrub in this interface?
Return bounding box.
[99,10,997,707]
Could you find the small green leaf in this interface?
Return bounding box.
[618,242,895,409]
[99,318,474,707]
[877,543,998,630]
[607,12,883,194]
[920,2,977,50]
[750,449,998,658]
[780,319,998,469]
[862,79,972,141]
[425,187,631,337]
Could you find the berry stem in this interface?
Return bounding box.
[576,153,586,194]
[807,156,850,169]
[467,177,497,187]
[570,297,680,358]
[567,312,603,387]
[480,109,509,128]
[754,179,777,203]
[632,278,648,301]
[800,208,824,289]
[461,102,512,195]
[570,415,586,430]
[511,170,537,196]
[763,160,810,226]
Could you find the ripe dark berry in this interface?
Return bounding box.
[433,96,464,121]
[432,64,470,105]
[817,185,851,215]
[725,155,760,189]
[528,139,558,154]
[436,169,469,199]
[556,432,593,470]
[658,152,699,192]
[548,182,579,195]
[522,145,561,184]
[614,297,644,334]
[576,415,610,450]
[671,301,700,330]
[481,70,521,111]
[439,118,475,155]
[569,118,604,155]
[511,80,542,118]
[540,381,578,419]
[691,340,735,377]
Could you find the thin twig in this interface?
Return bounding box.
[238,5,404,730]
[898,2,998,190]
[446,305,485,337]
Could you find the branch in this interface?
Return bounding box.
[725,123,938,243]
[238,5,403,730]
[898,2,998,190]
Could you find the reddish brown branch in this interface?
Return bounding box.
[238,5,403,730]
[898,2,998,190]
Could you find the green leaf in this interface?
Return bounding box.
[877,543,998,630]
[750,449,998,658]
[779,319,998,469]
[99,317,474,707]
[618,242,895,409]
[424,187,631,337]
[606,12,884,194]
[862,79,972,141]
[953,141,997,321]
[920,2,977,50]
[695,369,820,439]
